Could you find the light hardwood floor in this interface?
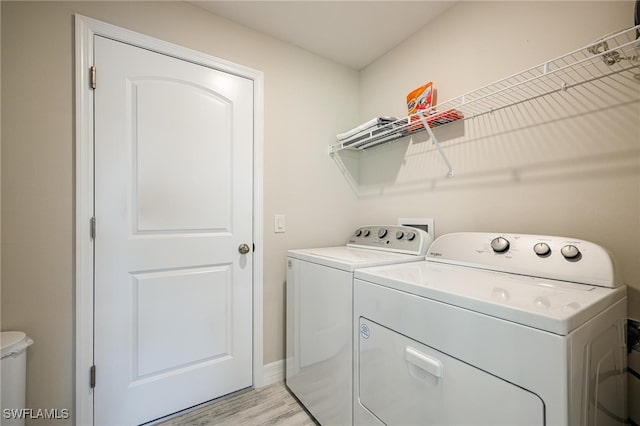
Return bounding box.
[156,382,317,426]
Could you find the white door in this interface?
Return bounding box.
[93,35,254,425]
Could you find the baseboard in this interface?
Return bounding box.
[260,359,284,387]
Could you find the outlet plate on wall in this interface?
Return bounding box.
[397,217,435,241]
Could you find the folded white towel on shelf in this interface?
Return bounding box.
[336,117,397,141]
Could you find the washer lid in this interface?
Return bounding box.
[354,261,626,335]
[288,246,423,272]
[1,331,33,358]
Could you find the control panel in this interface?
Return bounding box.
[347,225,432,256]
[489,236,582,261]
[427,232,620,288]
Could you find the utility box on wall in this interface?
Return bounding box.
[398,218,435,242]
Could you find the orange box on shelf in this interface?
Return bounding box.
[407,82,435,130]
[407,82,433,115]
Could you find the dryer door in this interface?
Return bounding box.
[357,318,544,426]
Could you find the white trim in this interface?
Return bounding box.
[74,15,264,426]
[252,71,265,388]
[261,360,285,387]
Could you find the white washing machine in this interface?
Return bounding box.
[286,225,432,426]
[353,232,627,426]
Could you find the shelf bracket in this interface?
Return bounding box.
[418,114,454,177]
[328,142,342,155]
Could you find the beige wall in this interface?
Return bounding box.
[1,1,359,422]
[0,0,2,356]
[2,0,639,423]
[353,0,640,315]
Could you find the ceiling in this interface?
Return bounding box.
[190,1,457,70]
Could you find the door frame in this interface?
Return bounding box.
[74,15,264,426]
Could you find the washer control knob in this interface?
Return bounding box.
[561,245,581,260]
[355,229,362,237]
[362,229,370,237]
[406,231,416,241]
[396,231,404,240]
[533,242,551,257]
[378,228,388,238]
[491,237,510,253]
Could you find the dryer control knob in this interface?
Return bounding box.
[378,228,388,238]
[396,231,404,239]
[491,237,510,253]
[406,231,416,241]
[533,242,551,257]
[363,229,370,237]
[355,229,362,237]
[561,245,581,260]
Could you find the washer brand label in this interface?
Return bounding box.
[360,323,370,339]
[429,251,443,257]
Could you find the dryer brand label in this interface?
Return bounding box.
[360,323,370,339]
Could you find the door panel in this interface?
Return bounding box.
[94,35,253,425]
[132,78,232,233]
[357,318,544,426]
[133,265,232,379]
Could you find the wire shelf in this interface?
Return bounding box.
[330,25,640,157]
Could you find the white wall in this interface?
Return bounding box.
[2,0,638,423]
[1,1,358,422]
[0,0,3,348]
[351,1,640,314]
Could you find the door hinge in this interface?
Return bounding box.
[90,66,96,89]
[90,217,96,240]
[90,365,96,389]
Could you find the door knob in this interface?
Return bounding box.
[238,243,251,254]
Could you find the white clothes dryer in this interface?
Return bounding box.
[286,225,432,426]
[353,232,627,426]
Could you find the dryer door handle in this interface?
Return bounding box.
[405,346,443,378]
